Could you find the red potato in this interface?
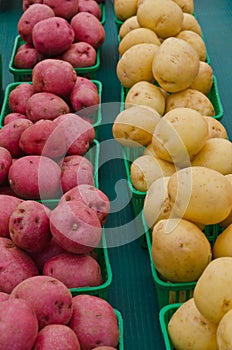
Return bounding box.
[0,147,12,185]
[10,275,73,329]
[43,252,103,288]
[14,45,45,69]
[9,200,52,254]
[3,112,28,125]
[0,291,10,301]
[59,184,110,225]
[73,75,98,92]
[43,0,79,20]
[19,119,67,159]
[71,12,105,49]
[23,0,43,11]
[70,79,100,112]
[0,118,33,158]
[61,155,94,193]
[78,0,102,20]
[17,3,55,44]
[32,58,77,97]
[54,113,95,156]
[0,237,39,293]
[0,195,22,237]
[8,83,34,115]
[61,42,97,68]
[32,17,75,56]
[92,347,117,350]
[26,92,70,122]
[33,324,81,350]
[0,298,39,350]
[68,295,120,350]
[49,200,102,254]
[8,155,62,200]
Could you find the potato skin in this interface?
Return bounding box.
[8,83,34,115]
[0,147,12,185]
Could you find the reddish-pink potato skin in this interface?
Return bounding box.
[59,184,110,225]
[17,3,55,43]
[49,200,102,254]
[10,275,73,329]
[43,0,79,19]
[68,295,119,350]
[14,45,45,69]
[43,252,103,288]
[0,298,39,350]
[0,194,23,238]
[9,200,52,253]
[8,155,62,200]
[3,113,28,125]
[71,12,105,49]
[92,347,117,350]
[0,237,39,293]
[0,291,10,301]
[32,58,77,97]
[32,17,75,56]
[60,155,94,193]
[33,324,81,350]
[78,0,102,20]
[70,80,100,112]
[8,83,34,115]
[0,147,12,185]
[23,0,43,11]
[61,42,97,68]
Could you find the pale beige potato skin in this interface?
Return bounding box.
[168,298,218,350]
[212,223,232,258]
[168,166,232,225]
[191,138,232,175]
[112,105,161,147]
[219,174,232,228]
[217,309,232,350]
[189,61,213,95]
[172,0,194,14]
[137,0,183,39]
[130,154,175,192]
[143,176,173,228]
[151,107,209,167]
[204,116,228,139]
[193,257,232,324]
[125,81,166,115]
[151,218,212,282]
[152,37,200,93]
[116,43,159,88]
[114,0,138,21]
[165,88,215,116]
[119,16,140,39]
[118,27,160,56]
[176,30,207,61]
[143,143,158,157]
[182,13,202,35]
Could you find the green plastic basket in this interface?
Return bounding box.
[99,2,106,25]
[0,80,102,129]
[120,75,223,120]
[114,308,124,350]
[159,303,182,350]
[9,35,101,82]
[144,215,221,310]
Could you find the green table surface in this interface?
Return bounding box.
[0,0,232,349]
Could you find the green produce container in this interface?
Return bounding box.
[114,308,124,350]
[100,2,106,25]
[144,214,221,310]
[159,303,182,350]
[9,35,101,82]
[120,75,223,120]
[0,80,102,129]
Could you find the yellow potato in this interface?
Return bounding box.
[152,37,200,93]
[191,138,232,175]
[168,298,218,350]
[118,27,161,56]
[112,105,161,147]
[144,143,158,157]
[176,30,207,61]
[136,0,183,39]
[168,166,232,225]
[182,13,202,35]
[194,257,232,324]
[116,43,159,88]
[189,61,213,95]
[151,218,212,282]
[204,116,228,139]
[125,81,165,115]
[144,176,173,228]
[114,0,138,21]
[165,88,215,116]
[151,107,209,167]
[172,0,194,14]
[212,223,232,258]
[219,174,232,228]
[130,154,175,192]
[217,309,232,350]
[119,16,140,39]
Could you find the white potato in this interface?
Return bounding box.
[212,223,232,258]
[217,309,232,350]
[114,0,138,21]
[189,61,213,95]
[182,13,202,35]
[219,174,232,228]
[176,30,207,61]
[119,16,140,39]
[204,116,228,139]
[172,0,194,14]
